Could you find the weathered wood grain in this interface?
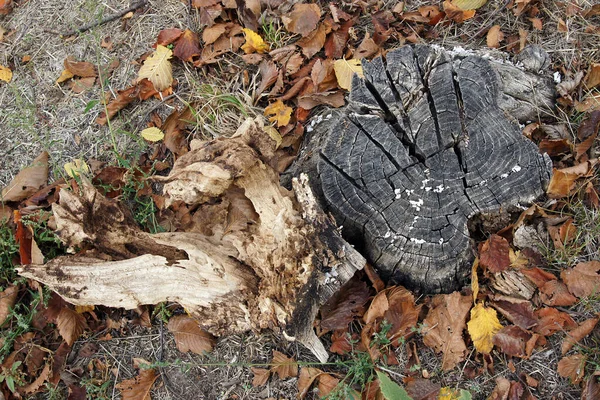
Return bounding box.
[294,45,553,293]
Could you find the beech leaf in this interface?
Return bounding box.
[270,350,298,380]
[64,159,90,178]
[557,354,587,384]
[116,368,158,400]
[141,127,165,142]
[167,315,215,355]
[333,58,363,91]
[251,367,270,387]
[264,99,293,127]
[0,285,18,326]
[452,0,487,10]
[282,3,321,37]
[467,302,502,354]
[0,65,12,82]
[1,151,49,202]
[56,307,87,346]
[241,28,269,54]
[137,45,173,91]
[173,29,201,61]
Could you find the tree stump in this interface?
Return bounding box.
[289,45,554,293]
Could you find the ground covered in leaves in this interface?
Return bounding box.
[1,0,600,399]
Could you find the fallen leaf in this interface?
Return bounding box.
[69,77,96,94]
[56,307,87,346]
[492,325,532,358]
[558,18,568,32]
[539,279,577,307]
[333,58,363,91]
[0,0,12,15]
[471,258,479,303]
[297,367,323,398]
[529,17,543,30]
[329,330,354,355]
[298,21,330,59]
[317,373,341,397]
[282,3,321,37]
[270,350,298,380]
[443,1,476,23]
[557,354,587,384]
[20,361,51,395]
[561,317,599,354]
[0,285,18,325]
[251,367,270,387]
[354,34,380,60]
[167,315,215,354]
[56,69,75,84]
[116,368,158,400]
[298,90,345,109]
[137,45,173,91]
[479,234,511,273]
[202,23,227,44]
[64,159,90,178]
[562,261,600,298]
[320,276,370,331]
[376,370,412,399]
[490,296,537,330]
[96,85,139,125]
[0,65,12,82]
[1,151,49,202]
[533,307,576,336]
[141,127,165,142]
[256,60,278,97]
[174,29,201,61]
[585,64,600,89]
[156,28,183,46]
[241,28,269,54]
[547,161,596,198]
[452,0,487,9]
[324,20,352,59]
[486,25,504,48]
[64,57,97,78]
[488,377,511,400]
[582,376,600,400]
[422,292,471,371]
[405,378,441,400]
[264,100,293,127]
[467,302,502,354]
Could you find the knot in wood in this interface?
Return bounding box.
[317,45,552,293]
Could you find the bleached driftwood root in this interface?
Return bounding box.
[18,118,365,362]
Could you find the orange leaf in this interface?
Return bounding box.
[156,28,183,46]
[250,367,270,387]
[317,373,341,397]
[557,354,587,384]
[561,261,600,298]
[533,307,576,336]
[264,99,293,127]
[174,29,201,62]
[167,315,215,355]
[492,325,531,358]
[57,307,87,345]
[0,0,13,15]
[270,350,298,380]
[585,63,600,89]
[539,279,577,307]
[443,0,476,23]
[64,56,97,78]
[116,368,158,400]
[96,85,139,125]
[282,3,322,37]
[486,25,504,48]
[562,317,599,355]
[479,234,511,273]
[297,367,323,398]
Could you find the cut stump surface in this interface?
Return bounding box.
[297,45,553,293]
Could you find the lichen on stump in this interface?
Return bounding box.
[307,45,553,293]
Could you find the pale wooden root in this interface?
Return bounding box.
[17,118,365,362]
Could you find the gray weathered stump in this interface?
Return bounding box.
[289,45,554,293]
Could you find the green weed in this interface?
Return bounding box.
[0,218,18,285]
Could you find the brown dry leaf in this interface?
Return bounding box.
[116,368,158,400]
[557,354,587,384]
[468,302,503,354]
[582,376,600,400]
[137,45,173,91]
[317,373,341,397]
[558,18,568,32]
[585,64,600,89]
[486,25,504,48]
[443,1,476,23]
[324,19,352,59]
[56,69,74,84]
[202,23,227,44]
[329,330,354,355]
[167,315,215,355]
[539,279,577,306]
[521,267,556,289]
[156,28,183,46]
[20,361,51,395]
[1,151,49,202]
[355,34,380,60]
[297,367,323,398]
[547,160,598,198]
[333,58,363,91]
[282,3,321,37]
[69,77,96,94]
[0,0,12,15]
[264,100,293,127]
[256,60,278,98]
[251,367,270,387]
[529,17,543,30]
[96,85,139,125]
[284,53,304,76]
[405,378,441,400]
[56,307,87,346]
[479,234,511,273]
[492,325,531,358]
[174,29,201,62]
[320,276,370,331]
[297,21,330,59]
[562,317,599,355]
[297,91,345,109]
[270,350,298,380]
[490,296,537,330]
[64,56,97,78]
[533,307,576,336]
[384,286,421,346]
[422,292,471,371]
[0,285,18,325]
[562,261,600,298]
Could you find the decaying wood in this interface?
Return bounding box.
[17,118,365,362]
[288,44,554,293]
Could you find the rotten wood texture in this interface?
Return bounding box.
[17,119,365,362]
[288,45,553,293]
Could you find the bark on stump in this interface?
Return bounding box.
[289,45,554,293]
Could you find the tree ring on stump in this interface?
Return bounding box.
[314,45,552,293]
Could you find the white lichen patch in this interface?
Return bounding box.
[394,188,402,199]
[433,184,445,193]
[409,198,424,211]
[512,165,522,173]
[439,238,444,245]
[410,238,426,244]
[553,71,562,83]
[420,178,430,189]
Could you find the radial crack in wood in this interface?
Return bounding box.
[17,118,365,362]
[293,45,553,293]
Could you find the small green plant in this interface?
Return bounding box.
[260,19,286,48]
[21,210,65,262]
[0,217,18,284]
[81,377,112,400]
[0,360,25,393]
[152,302,173,324]
[371,320,393,349]
[43,382,65,400]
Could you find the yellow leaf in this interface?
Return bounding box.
[141,127,165,142]
[264,100,293,128]
[467,302,502,354]
[509,249,528,268]
[56,69,74,83]
[137,45,173,91]
[0,65,12,83]
[452,0,487,10]
[438,387,461,400]
[471,258,479,304]
[333,58,364,91]
[75,305,94,314]
[64,159,90,178]
[263,126,283,149]
[241,28,269,54]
